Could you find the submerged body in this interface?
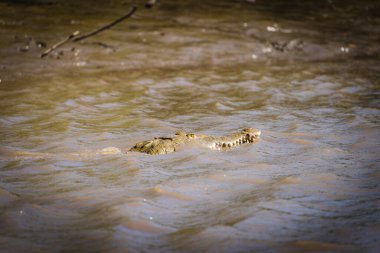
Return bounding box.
[128,128,261,155]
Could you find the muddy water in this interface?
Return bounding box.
[0,0,379,252]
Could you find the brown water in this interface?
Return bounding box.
[0,0,379,252]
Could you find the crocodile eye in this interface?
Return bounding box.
[187,133,195,138]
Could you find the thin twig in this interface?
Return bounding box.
[40,31,80,58]
[72,6,137,42]
[40,6,137,58]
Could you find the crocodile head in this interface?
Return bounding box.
[199,128,261,150]
[128,128,261,155]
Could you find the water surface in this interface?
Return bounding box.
[0,0,379,252]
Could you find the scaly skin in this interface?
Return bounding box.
[128,128,261,155]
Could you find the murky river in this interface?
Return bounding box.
[0,0,379,252]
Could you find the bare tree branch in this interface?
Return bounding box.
[72,6,137,42]
[40,6,137,58]
[40,31,80,58]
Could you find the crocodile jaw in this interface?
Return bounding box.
[202,128,261,150]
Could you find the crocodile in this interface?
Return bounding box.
[3,128,261,158]
[128,128,261,155]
